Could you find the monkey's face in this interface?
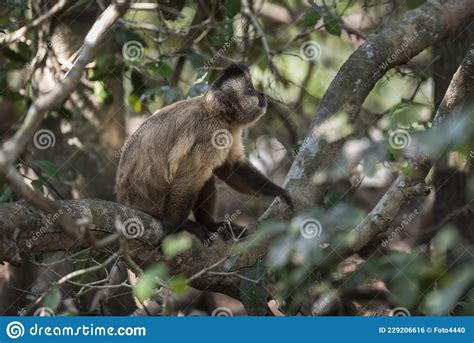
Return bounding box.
[210,64,267,125]
[237,73,267,124]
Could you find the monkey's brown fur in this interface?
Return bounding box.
[115,64,291,241]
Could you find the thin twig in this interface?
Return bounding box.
[0,0,69,46]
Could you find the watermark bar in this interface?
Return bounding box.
[0,317,472,342]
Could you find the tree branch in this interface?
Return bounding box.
[0,0,130,240]
[0,0,69,47]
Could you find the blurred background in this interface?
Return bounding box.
[0,0,473,316]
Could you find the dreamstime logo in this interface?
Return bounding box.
[115,120,152,158]
[26,209,67,249]
[34,306,55,316]
[388,129,411,150]
[211,307,233,316]
[122,40,144,62]
[203,209,242,247]
[292,136,317,158]
[6,321,24,339]
[390,307,411,316]
[33,129,56,150]
[204,35,237,69]
[211,129,233,150]
[311,296,331,315]
[299,218,322,239]
[122,218,144,239]
[380,31,419,70]
[300,41,321,61]
[381,209,419,247]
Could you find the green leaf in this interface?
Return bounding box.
[188,82,208,98]
[240,259,268,315]
[43,287,62,310]
[0,184,14,203]
[223,0,241,17]
[128,94,142,113]
[32,160,60,180]
[162,232,192,258]
[168,276,189,297]
[190,52,208,69]
[0,22,19,30]
[93,81,113,105]
[134,264,167,302]
[88,53,122,81]
[130,69,145,96]
[144,61,173,79]
[297,11,321,27]
[114,28,146,47]
[223,255,239,271]
[323,16,341,36]
[0,0,29,10]
[423,268,474,315]
[31,180,44,194]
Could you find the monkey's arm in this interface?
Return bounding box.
[214,160,293,208]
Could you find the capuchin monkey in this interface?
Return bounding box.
[115,63,292,243]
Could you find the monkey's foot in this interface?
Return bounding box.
[208,222,248,242]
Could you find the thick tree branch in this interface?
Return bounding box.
[278,0,474,213]
[349,45,474,252]
[0,199,255,298]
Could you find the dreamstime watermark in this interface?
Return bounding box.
[211,307,233,316]
[299,218,323,239]
[379,31,419,70]
[26,209,66,249]
[121,217,145,239]
[122,40,144,62]
[300,41,322,61]
[211,129,233,150]
[390,307,411,316]
[291,136,318,158]
[5,321,146,338]
[381,209,419,247]
[388,129,411,150]
[311,295,331,315]
[34,129,56,150]
[6,321,24,339]
[203,35,237,69]
[115,120,152,158]
[203,209,242,247]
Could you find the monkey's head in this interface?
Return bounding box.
[206,63,267,125]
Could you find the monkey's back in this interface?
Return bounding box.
[115,97,228,219]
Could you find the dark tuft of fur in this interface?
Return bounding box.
[213,63,248,89]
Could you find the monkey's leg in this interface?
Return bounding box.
[214,160,293,208]
[162,184,211,242]
[193,177,217,228]
[193,177,247,241]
